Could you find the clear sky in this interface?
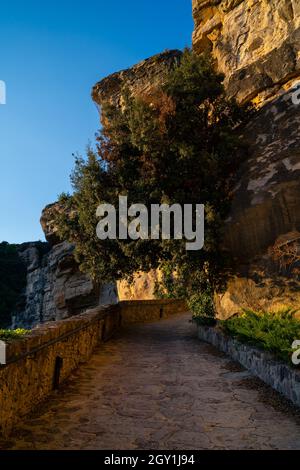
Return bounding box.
[0,0,193,243]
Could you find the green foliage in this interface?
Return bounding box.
[221,308,300,363]
[0,328,29,340]
[0,242,27,327]
[55,49,250,306]
[154,262,187,299]
[189,289,216,326]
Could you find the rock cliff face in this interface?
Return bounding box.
[12,238,117,329]
[216,83,300,318]
[225,87,300,261]
[192,0,300,104]
[92,50,182,107]
[192,1,300,317]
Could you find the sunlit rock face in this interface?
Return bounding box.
[217,87,300,318]
[93,21,300,309]
[192,0,300,104]
[92,50,182,108]
[40,202,66,246]
[117,271,161,301]
[192,1,300,318]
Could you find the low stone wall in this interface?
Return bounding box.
[198,326,300,407]
[119,299,188,326]
[0,305,121,436]
[0,300,187,436]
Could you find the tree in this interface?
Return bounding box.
[55,49,250,316]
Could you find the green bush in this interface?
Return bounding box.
[221,308,300,363]
[0,328,29,340]
[189,290,216,326]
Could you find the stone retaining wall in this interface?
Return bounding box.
[0,300,187,436]
[119,299,188,326]
[198,325,300,407]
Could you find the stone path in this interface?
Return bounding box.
[2,313,300,450]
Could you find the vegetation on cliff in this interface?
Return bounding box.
[0,242,27,327]
[55,50,249,317]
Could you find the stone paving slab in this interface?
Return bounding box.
[1,313,300,450]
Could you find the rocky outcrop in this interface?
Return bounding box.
[117,270,161,301]
[191,2,300,317]
[40,202,66,246]
[12,240,118,329]
[92,50,182,108]
[225,85,300,261]
[192,0,300,104]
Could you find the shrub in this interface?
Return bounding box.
[189,289,216,326]
[221,308,300,363]
[0,328,29,340]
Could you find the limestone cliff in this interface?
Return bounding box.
[192,1,300,317]
[12,239,117,329]
[192,0,300,104]
[92,50,182,107]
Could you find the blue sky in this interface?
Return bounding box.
[0,0,193,243]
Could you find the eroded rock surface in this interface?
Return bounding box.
[191,1,300,317]
[92,50,182,108]
[216,85,300,317]
[225,85,300,261]
[192,0,300,103]
[40,202,66,246]
[12,241,117,329]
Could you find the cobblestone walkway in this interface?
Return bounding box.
[2,313,300,450]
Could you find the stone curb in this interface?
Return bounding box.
[197,325,300,407]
